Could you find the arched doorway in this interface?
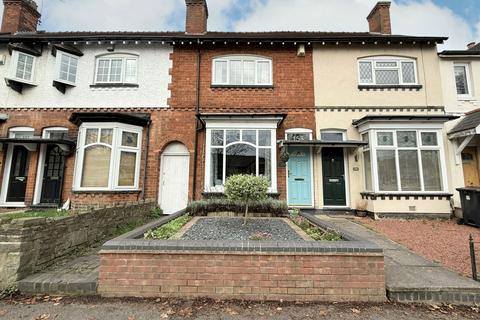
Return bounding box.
[158,142,190,214]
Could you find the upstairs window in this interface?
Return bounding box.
[55,51,79,86]
[94,54,138,84]
[212,55,272,86]
[11,51,36,84]
[454,63,471,97]
[358,56,418,86]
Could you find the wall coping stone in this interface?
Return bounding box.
[102,210,382,254]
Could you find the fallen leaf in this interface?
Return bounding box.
[351,308,361,314]
[160,314,169,319]
[34,314,50,320]
[128,316,136,320]
[276,307,283,311]
[0,310,7,316]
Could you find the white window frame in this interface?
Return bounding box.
[73,122,142,191]
[94,54,139,85]
[205,122,278,193]
[212,55,273,86]
[454,63,472,99]
[55,50,79,86]
[285,128,313,141]
[358,56,418,86]
[10,50,36,85]
[362,127,448,193]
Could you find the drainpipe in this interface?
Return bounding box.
[192,39,202,201]
[141,119,152,201]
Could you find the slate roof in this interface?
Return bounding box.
[0,31,447,44]
[449,109,480,135]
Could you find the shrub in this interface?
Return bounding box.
[187,198,288,217]
[224,174,269,224]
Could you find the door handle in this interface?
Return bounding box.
[295,178,305,181]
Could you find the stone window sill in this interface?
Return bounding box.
[90,83,139,88]
[211,84,274,89]
[358,84,423,91]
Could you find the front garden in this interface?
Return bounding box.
[99,175,385,302]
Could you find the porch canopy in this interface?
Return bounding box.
[0,137,76,153]
[279,140,367,148]
[69,112,152,127]
[448,109,480,164]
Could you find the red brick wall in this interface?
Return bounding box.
[99,251,386,302]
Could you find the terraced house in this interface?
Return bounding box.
[0,0,461,217]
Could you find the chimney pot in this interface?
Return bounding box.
[367,1,392,35]
[185,0,208,35]
[1,0,41,33]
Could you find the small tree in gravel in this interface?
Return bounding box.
[224,174,269,225]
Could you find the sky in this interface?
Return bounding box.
[1,0,479,50]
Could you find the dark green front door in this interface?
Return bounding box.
[322,148,346,206]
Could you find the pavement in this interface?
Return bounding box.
[317,216,480,305]
[1,297,479,320]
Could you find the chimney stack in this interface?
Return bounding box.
[185,0,208,35]
[367,1,392,34]
[1,0,40,33]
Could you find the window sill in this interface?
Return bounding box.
[358,84,423,91]
[73,189,141,194]
[211,84,274,89]
[361,191,453,201]
[457,96,476,102]
[90,83,139,88]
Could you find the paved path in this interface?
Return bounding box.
[317,216,480,305]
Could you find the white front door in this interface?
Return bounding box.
[159,147,190,215]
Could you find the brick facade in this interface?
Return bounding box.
[169,44,316,200]
[99,250,386,302]
[1,0,40,33]
[0,108,197,209]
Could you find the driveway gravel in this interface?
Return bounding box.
[181,218,304,241]
[1,297,479,320]
[358,218,480,277]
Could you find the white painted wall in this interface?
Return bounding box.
[440,58,480,114]
[0,43,172,108]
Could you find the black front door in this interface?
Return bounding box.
[6,146,29,203]
[40,145,66,205]
[322,148,347,207]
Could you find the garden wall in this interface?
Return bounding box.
[99,249,385,302]
[0,201,156,290]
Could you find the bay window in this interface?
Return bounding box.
[358,56,418,86]
[11,50,36,84]
[363,129,446,192]
[206,128,276,192]
[74,123,142,191]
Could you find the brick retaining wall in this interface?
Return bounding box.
[0,201,156,290]
[99,250,385,302]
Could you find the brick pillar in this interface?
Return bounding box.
[367,1,392,35]
[185,0,208,34]
[1,0,41,33]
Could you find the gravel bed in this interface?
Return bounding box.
[181,218,305,241]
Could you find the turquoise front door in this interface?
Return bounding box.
[287,147,313,206]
